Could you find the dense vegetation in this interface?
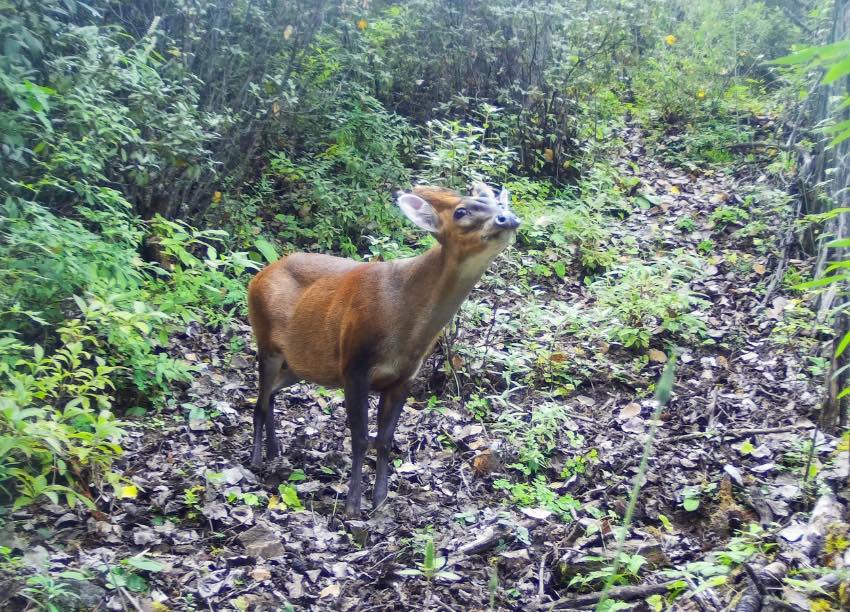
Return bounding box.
[1,0,849,610]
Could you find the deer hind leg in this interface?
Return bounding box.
[265,366,298,460]
[251,352,287,468]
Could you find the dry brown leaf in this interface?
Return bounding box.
[471,450,500,477]
[648,349,667,363]
[618,402,642,420]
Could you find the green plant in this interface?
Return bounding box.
[677,217,697,233]
[495,403,583,475]
[419,104,517,188]
[590,260,709,349]
[697,239,715,255]
[493,475,581,521]
[568,552,647,591]
[0,330,127,508]
[276,483,304,511]
[19,571,87,612]
[710,206,749,229]
[101,554,164,595]
[398,532,461,581]
[680,481,718,512]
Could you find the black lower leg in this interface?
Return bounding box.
[373,384,407,508]
[344,371,370,517]
[251,353,284,468]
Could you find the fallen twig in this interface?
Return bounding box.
[451,519,535,558]
[539,580,677,610]
[658,424,815,445]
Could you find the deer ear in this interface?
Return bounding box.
[397,193,439,232]
[498,188,511,208]
[471,182,496,199]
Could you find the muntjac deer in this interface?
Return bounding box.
[247,183,520,516]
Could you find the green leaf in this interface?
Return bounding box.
[683,497,699,512]
[124,573,149,593]
[126,556,164,572]
[254,238,279,264]
[553,261,566,279]
[825,235,850,248]
[793,275,845,290]
[836,329,850,358]
[822,57,850,84]
[277,483,303,510]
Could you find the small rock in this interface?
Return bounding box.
[238,521,286,559]
[133,528,161,546]
[22,545,49,569]
[251,567,272,581]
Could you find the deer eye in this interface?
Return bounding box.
[453,208,468,219]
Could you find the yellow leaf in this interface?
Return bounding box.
[543,148,554,162]
[119,484,138,499]
[670,186,680,195]
[357,18,368,30]
[212,191,222,204]
[696,89,706,99]
[268,495,280,510]
[665,34,677,45]
[754,263,766,275]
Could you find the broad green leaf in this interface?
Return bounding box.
[822,57,850,84]
[126,556,164,572]
[254,238,279,264]
[683,497,699,512]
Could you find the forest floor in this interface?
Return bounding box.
[5,126,849,611]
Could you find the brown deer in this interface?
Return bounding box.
[247,183,520,516]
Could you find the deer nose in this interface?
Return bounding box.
[495,212,520,229]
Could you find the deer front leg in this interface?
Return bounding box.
[373,383,408,509]
[343,371,370,518]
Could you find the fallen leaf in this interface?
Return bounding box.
[319,583,341,598]
[618,403,642,420]
[521,507,553,520]
[754,262,766,275]
[118,484,138,499]
[648,349,667,363]
[471,450,500,477]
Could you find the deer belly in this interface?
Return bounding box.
[369,356,424,390]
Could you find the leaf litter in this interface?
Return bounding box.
[3,124,848,611]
